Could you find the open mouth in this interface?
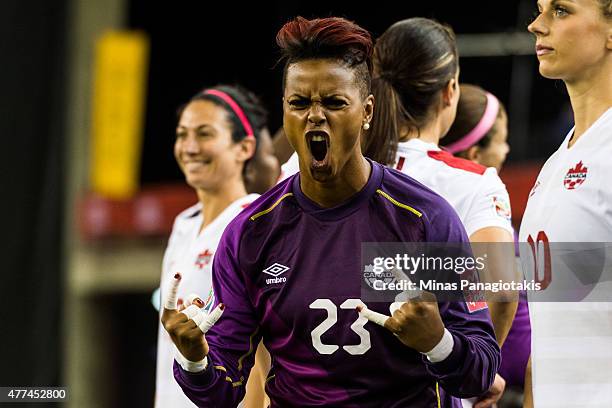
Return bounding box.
[306,130,330,168]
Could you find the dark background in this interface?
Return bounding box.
[0,0,67,392]
[131,0,572,185]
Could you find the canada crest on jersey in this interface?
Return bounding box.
[463,279,488,313]
[563,161,588,190]
[493,196,511,220]
[195,249,214,269]
[362,263,397,289]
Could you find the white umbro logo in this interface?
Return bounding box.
[263,263,289,284]
[263,263,289,277]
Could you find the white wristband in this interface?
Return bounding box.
[175,348,208,373]
[423,328,454,363]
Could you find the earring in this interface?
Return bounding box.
[363,122,370,130]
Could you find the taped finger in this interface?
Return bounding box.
[181,304,200,320]
[191,309,206,327]
[357,306,390,327]
[185,293,204,308]
[389,301,403,315]
[164,273,182,310]
[198,304,225,334]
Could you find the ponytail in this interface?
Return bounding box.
[364,77,407,165]
[367,17,459,165]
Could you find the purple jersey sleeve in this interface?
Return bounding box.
[420,199,500,397]
[173,217,261,408]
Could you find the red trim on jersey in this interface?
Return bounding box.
[396,156,406,171]
[427,150,487,175]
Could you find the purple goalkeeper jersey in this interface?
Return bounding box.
[174,161,499,407]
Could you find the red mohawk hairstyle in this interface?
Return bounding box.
[276,16,373,96]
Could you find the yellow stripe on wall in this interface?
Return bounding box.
[90,31,149,199]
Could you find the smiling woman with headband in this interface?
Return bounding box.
[155,84,278,408]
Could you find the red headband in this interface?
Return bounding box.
[203,89,255,139]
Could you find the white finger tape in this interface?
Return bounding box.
[181,304,200,320]
[389,301,403,315]
[358,307,390,327]
[198,304,224,334]
[185,293,201,308]
[191,310,206,327]
[391,269,422,301]
[164,275,181,310]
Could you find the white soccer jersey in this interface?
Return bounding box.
[393,139,513,237]
[519,108,612,407]
[278,151,299,182]
[392,139,514,408]
[155,194,259,408]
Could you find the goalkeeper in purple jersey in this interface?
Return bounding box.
[161,16,500,407]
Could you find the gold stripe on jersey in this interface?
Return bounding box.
[265,374,276,383]
[250,193,294,221]
[436,382,441,408]
[212,366,244,387]
[211,327,260,388]
[376,189,422,217]
[237,327,260,371]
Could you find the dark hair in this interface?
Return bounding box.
[599,0,612,18]
[180,84,268,144]
[276,16,373,98]
[365,18,459,165]
[177,84,268,177]
[440,84,507,154]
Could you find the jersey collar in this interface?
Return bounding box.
[397,138,441,154]
[292,158,383,222]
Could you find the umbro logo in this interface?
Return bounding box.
[263,263,289,284]
[263,263,289,277]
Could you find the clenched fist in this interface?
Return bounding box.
[357,292,445,354]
